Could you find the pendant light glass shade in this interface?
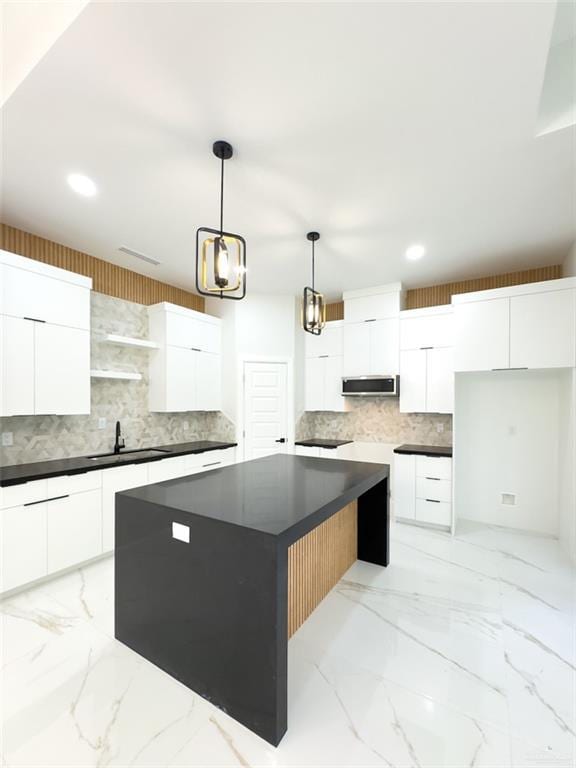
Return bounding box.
[195,141,246,300]
[302,231,326,335]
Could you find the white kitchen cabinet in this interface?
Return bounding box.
[147,456,188,483]
[453,298,510,372]
[35,324,90,414]
[1,315,34,416]
[426,347,454,413]
[295,445,343,459]
[47,489,102,573]
[305,354,345,412]
[399,350,427,413]
[148,303,222,412]
[393,453,416,521]
[343,319,399,376]
[394,452,452,529]
[400,309,453,350]
[343,284,403,322]
[1,502,47,592]
[305,323,343,358]
[510,289,575,369]
[102,463,149,552]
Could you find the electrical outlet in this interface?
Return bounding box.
[501,492,517,506]
[98,417,107,430]
[183,420,189,431]
[1,432,14,447]
[436,423,444,433]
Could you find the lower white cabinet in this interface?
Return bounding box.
[102,463,149,552]
[147,456,188,484]
[47,489,102,573]
[1,501,47,592]
[295,445,342,459]
[394,452,452,529]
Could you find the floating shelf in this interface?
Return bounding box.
[90,369,142,381]
[103,333,158,349]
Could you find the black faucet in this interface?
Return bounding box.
[114,420,125,454]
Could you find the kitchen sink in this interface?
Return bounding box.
[87,448,172,462]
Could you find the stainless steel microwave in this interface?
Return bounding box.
[342,375,399,397]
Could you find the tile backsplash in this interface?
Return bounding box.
[0,292,234,466]
[297,399,452,446]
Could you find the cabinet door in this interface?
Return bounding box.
[370,318,399,374]
[196,319,221,354]
[426,347,454,413]
[1,315,34,416]
[510,290,576,369]
[1,503,47,592]
[147,457,187,483]
[393,454,416,520]
[400,312,453,350]
[102,464,149,552]
[454,298,509,372]
[197,351,221,411]
[165,345,196,412]
[3,265,90,330]
[343,322,370,376]
[324,355,346,412]
[47,490,102,574]
[35,324,90,414]
[399,349,426,413]
[305,356,325,411]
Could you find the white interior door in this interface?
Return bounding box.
[243,361,289,460]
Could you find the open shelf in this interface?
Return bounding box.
[90,369,142,381]
[103,333,158,349]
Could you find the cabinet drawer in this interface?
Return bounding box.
[47,470,102,498]
[416,477,451,503]
[416,498,451,527]
[198,450,225,470]
[415,456,452,480]
[0,479,48,510]
[147,456,187,484]
[296,446,320,457]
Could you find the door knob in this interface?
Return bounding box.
[275,438,287,443]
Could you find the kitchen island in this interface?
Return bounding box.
[115,453,389,746]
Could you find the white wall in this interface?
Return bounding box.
[558,369,576,563]
[454,369,573,537]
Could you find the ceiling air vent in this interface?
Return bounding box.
[118,246,160,266]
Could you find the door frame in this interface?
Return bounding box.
[238,356,294,462]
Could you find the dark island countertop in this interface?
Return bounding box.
[393,444,452,458]
[0,441,237,487]
[120,452,388,544]
[295,439,353,449]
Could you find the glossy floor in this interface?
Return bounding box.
[1,520,574,767]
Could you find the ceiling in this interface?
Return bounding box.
[1,1,575,300]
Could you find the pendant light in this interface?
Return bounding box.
[195,140,246,300]
[302,231,326,335]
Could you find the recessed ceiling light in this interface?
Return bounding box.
[67,173,97,197]
[405,243,426,261]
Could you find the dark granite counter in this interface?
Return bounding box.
[393,443,452,458]
[115,453,389,747]
[0,441,237,487]
[295,439,353,450]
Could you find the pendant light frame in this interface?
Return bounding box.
[195,140,246,300]
[302,231,326,335]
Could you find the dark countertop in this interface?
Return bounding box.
[393,444,452,458]
[294,439,353,449]
[120,453,389,544]
[0,441,237,487]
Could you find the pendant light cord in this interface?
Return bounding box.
[219,156,225,235]
[311,239,315,292]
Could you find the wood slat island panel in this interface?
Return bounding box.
[288,500,357,637]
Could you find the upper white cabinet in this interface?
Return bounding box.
[0,250,92,416]
[148,302,222,412]
[453,279,576,372]
[399,307,454,413]
[342,284,402,376]
[510,289,575,369]
[304,321,347,412]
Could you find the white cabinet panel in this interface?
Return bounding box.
[295,446,320,457]
[343,323,370,376]
[426,347,454,413]
[324,356,345,411]
[370,318,399,374]
[345,292,400,322]
[305,323,343,358]
[319,447,340,459]
[415,455,452,480]
[164,312,197,348]
[415,498,451,527]
[400,311,453,350]
[399,350,426,413]
[1,503,47,592]
[510,289,576,369]
[47,470,101,498]
[197,351,221,411]
[102,464,149,552]
[147,457,187,484]
[47,490,102,573]
[454,298,510,372]
[165,346,196,412]
[0,479,47,510]
[416,477,452,503]
[34,324,90,414]
[1,316,34,416]
[393,454,416,520]
[3,265,90,330]
[305,356,325,411]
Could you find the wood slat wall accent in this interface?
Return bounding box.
[0,224,205,312]
[287,501,357,638]
[326,264,562,317]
